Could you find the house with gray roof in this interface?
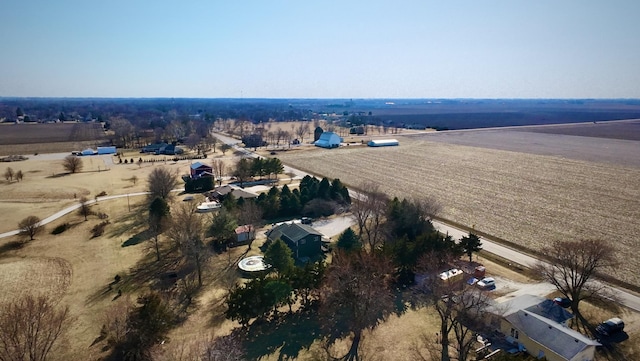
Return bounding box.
[266,223,323,260]
[488,294,599,361]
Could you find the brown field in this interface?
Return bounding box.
[0,123,106,145]
[276,136,640,287]
[0,122,108,156]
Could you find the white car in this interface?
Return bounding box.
[477,277,496,289]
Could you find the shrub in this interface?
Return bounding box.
[97,191,108,197]
[91,221,110,238]
[51,223,70,235]
[97,212,109,220]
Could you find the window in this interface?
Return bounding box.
[510,328,519,339]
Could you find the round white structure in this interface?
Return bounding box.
[238,256,270,273]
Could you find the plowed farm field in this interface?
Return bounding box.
[0,122,107,155]
[277,136,640,286]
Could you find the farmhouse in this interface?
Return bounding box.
[209,184,259,200]
[487,295,598,361]
[315,132,342,148]
[368,139,399,147]
[142,143,167,153]
[266,223,323,260]
[158,144,184,155]
[190,162,213,179]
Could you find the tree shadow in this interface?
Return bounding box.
[230,306,328,361]
[120,230,149,247]
[107,202,147,239]
[86,250,183,305]
[0,240,25,259]
[45,172,71,178]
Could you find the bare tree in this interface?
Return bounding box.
[535,239,616,333]
[295,123,309,143]
[166,203,208,286]
[77,196,93,221]
[414,254,490,361]
[320,250,395,361]
[220,144,232,155]
[110,117,135,148]
[0,294,71,361]
[211,159,226,186]
[18,215,43,241]
[102,298,134,349]
[351,182,388,250]
[130,175,138,186]
[4,167,14,182]
[186,133,201,153]
[15,170,23,182]
[149,197,170,261]
[235,200,263,227]
[210,136,219,153]
[148,167,178,200]
[62,155,83,173]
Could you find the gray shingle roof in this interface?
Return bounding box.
[266,223,322,244]
[491,295,573,324]
[506,310,600,360]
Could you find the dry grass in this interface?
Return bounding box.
[0,151,238,234]
[276,137,640,287]
[0,257,72,305]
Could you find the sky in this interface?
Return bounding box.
[1,0,639,99]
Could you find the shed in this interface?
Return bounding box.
[235,225,256,244]
[314,132,342,148]
[368,139,399,147]
[97,146,117,155]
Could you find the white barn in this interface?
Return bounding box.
[368,139,399,147]
[315,132,342,148]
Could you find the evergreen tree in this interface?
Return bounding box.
[317,177,331,199]
[336,228,361,253]
[459,232,482,263]
[264,239,295,277]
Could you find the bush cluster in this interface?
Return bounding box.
[91,221,110,238]
[117,154,206,164]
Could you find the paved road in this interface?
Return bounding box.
[432,220,640,312]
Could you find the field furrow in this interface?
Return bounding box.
[279,139,640,285]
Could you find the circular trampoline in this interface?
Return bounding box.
[238,255,270,273]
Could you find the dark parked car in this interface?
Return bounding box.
[553,297,571,308]
[301,217,313,224]
[596,317,625,336]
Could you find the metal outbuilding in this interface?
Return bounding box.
[367,139,399,147]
